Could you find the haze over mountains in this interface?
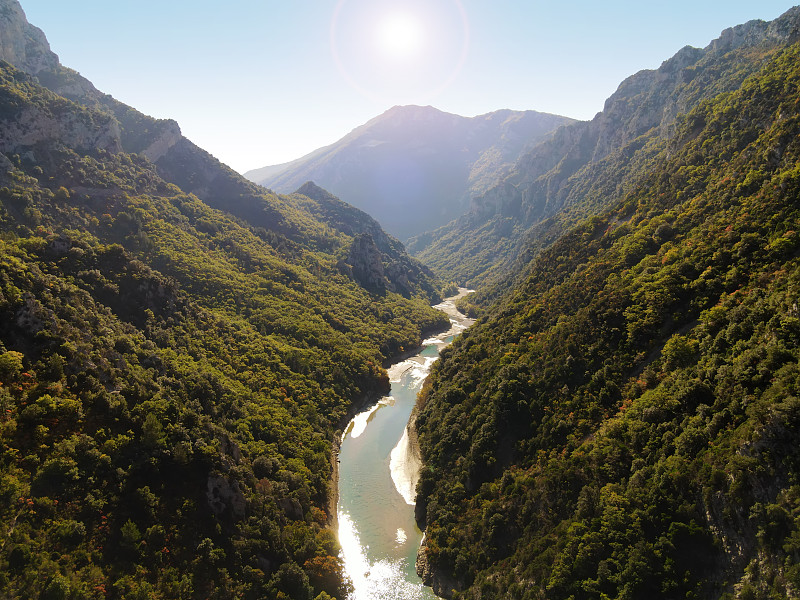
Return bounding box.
[245,106,573,240]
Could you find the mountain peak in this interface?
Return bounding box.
[0,0,58,74]
[295,180,331,200]
[365,104,457,129]
[383,104,439,116]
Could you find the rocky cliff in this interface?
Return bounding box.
[412,6,800,292]
[0,70,122,156]
[0,0,57,74]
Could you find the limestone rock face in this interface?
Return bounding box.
[383,260,411,296]
[0,0,58,74]
[206,473,246,520]
[589,7,800,164]
[0,1,124,156]
[0,0,102,106]
[0,0,188,182]
[470,180,522,220]
[141,120,183,162]
[0,101,123,155]
[416,542,463,599]
[344,233,387,294]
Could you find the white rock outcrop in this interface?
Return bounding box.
[0,0,59,74]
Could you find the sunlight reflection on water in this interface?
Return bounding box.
[339,512,433,600]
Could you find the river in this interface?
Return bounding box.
[337,289,474,600]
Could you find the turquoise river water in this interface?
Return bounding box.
[337,291,473,600]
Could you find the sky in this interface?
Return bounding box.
[20,0,796,174]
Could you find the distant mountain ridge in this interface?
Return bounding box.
[245,105,575,240]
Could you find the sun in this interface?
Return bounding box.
[374,12,424,61]
[331,0,470,102]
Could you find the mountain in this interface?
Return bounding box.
[412,7,800,599]
[245,105,575,240]
[410,7,800,298]
[0,1,449,598]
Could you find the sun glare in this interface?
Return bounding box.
[375,12,424,61]
[331,0,470,102]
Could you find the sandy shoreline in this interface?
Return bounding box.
[390,425,421,505]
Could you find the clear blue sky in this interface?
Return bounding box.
[20,0,795,173]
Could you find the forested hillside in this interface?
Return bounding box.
[414,28,800,600]
[0,4,448,597]
[410,7,800,302]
